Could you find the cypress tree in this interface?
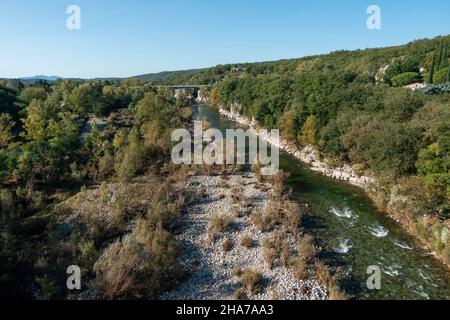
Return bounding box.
[437,41,444,69]
[428,53,436,84]
[447,64,450,83]
[444,41,449,68]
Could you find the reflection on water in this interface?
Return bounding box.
[194,104,450,300]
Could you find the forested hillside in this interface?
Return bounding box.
[147,35,450,264]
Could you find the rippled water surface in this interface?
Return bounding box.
[194,104,450,300]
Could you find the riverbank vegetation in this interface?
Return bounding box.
[0,79,192,299]
[153,35,450,265]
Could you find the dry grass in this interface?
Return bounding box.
[280,243,291,267]
[298,234,316,261]
[263,246,276,269]
[208,214,234,235]
[240,236,255,248]
[218,177,229,189]
[251,206,280,232]
[222,237,234,252]
[94,218,181,299]
[239,269,263,295]
[233,288,247,300]
[292,258,309,280]
[230,186,244,204]
[314,261,337,289]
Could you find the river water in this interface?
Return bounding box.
[193,104,450,300]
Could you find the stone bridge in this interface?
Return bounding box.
[159,85,211,101]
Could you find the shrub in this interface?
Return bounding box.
[218,177,229,188]
[292,258,309,280]
[391,72,421,87]
[93,236,140,299]
[329,286,349,300]
[240,236,255,248]
[100,181,110,203]
[239,269,263,295]
[251,206,280,232]
[280,243,291,267]
[262,234,284,269]
[0,189,14,220]
[222,237,233,252]
[263,246,276,269]
[282,202,302,238]
[442,245,450,265]
[416,83,450,94]
[233,267,243,277]
[230,186,243,204]
[78,240,98,268]
[208,214,233,235]
[298,234,316,261]
[233,288,247,300]
[147,201,180,231]
[314,261,337,289]
[94,219,180,299]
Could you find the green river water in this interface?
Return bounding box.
[193,104,450,300]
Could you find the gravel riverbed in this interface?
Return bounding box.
[158,172,327,300]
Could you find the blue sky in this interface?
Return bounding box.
[0,0,449,78]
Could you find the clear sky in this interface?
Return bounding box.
[1,0,449,78]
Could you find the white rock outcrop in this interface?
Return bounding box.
[219,105,375,188]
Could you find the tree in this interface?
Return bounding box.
[444,41,449,69]
[382,88,424,122]
[300,115,318,145]
[448,64,450,83]
[278,110,298,141]
[117,129,146,179]
[384,58,419,85]
[343,117,420,177]
[428,54,436,84]
[437,41,444,70]
[391,72,421,87]
[0,85,18,118]
[18,86,47,104]
[21,99,57,141]
[433,68,449,84]
[0,114,15,147]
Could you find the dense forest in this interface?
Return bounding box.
[153,35,450,264]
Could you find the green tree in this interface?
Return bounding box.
[300,115,318,145]
[433,68,449,84]
[391,72,421,87]
[0,114,15,147]
[117,129,146,179]
[428,54,436,84]
[447,65,450,83]
[21,99,57,141]
[18,86,47,104]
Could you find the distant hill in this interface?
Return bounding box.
[131,69,204,83]
[20,75,62,82]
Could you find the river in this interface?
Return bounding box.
[193,104,450,300]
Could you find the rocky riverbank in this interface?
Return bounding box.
[218,104,375,188]
[158,172,328,300]
[212,103,450,271]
